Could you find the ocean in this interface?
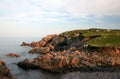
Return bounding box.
[0,37,119,79]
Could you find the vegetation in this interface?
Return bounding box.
[60,28,120,47]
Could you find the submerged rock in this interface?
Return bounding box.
[6,53,21,58]
[0,60,16,79]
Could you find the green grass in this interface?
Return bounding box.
[60,28,120,47]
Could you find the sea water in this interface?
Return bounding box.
[0,37,119,79]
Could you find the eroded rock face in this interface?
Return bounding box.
[19,34,120,73]
[0,60,16,79]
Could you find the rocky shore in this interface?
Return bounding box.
[0,60,16,79]
[18,31,120,73]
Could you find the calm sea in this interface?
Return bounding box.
[0,37,119,79]
[0,37,41,64]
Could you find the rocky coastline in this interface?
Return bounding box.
[0,60,16,79]
[18,31,120,73]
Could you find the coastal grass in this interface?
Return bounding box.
[60,28,120,47]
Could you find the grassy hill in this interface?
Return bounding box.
[60,28,120,47]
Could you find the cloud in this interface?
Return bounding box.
[0,0,120,37]
[0,0,70,23]
[33,0,120,18]
[0,0,120,27]
[1,0,120,18]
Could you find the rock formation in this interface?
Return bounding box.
[18,33,120,73]
[0,60,16,79]
[20,42,31,46]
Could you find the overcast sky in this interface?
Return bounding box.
[0,0,120,37]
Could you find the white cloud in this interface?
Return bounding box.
[34,0,120,18]
[1,0,120,18]
[0,0,69,23]
[0,0,120,37]
[0,0,120,25]
[16,13,27,18]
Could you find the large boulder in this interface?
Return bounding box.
[17,58,39,70]
[42,34,57,43]
[38,34,57,47]
[35,47,50,54]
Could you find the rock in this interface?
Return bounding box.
[51,36,65,45]
[28,50,35,54]
[35,47,50,54]
[42,34,57,43]
[27,34,57,54]
[19,46,120,72]
[18,33,120,73]
[31,41,38,47]
[20,42,30,46]
[17,58,39,70]
[17,58,30,70]
[37,34,57,47]
[38,40,46,47]
[52,55,69,69]
[0,60,16,79]
[6,53,21,58]
[33,53,54,70]
[51,36,67,51]
[71,57,79,67]
[46,44,55,50]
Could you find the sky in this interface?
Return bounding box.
[0,0,120,37]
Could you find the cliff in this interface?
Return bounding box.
[18,29,120,73]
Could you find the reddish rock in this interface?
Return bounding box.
[31,41,38,47]
[30,53,54,70]
[37,34,57,48]
[71,57,79,67]
[42,34,57,42]
[46,44,55,50]
[38,41,46,47]
[35,47,50,54]
[58,56,69,68]
[6,53,21,58]
[18,34,120,73]
[27,46,120,72]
